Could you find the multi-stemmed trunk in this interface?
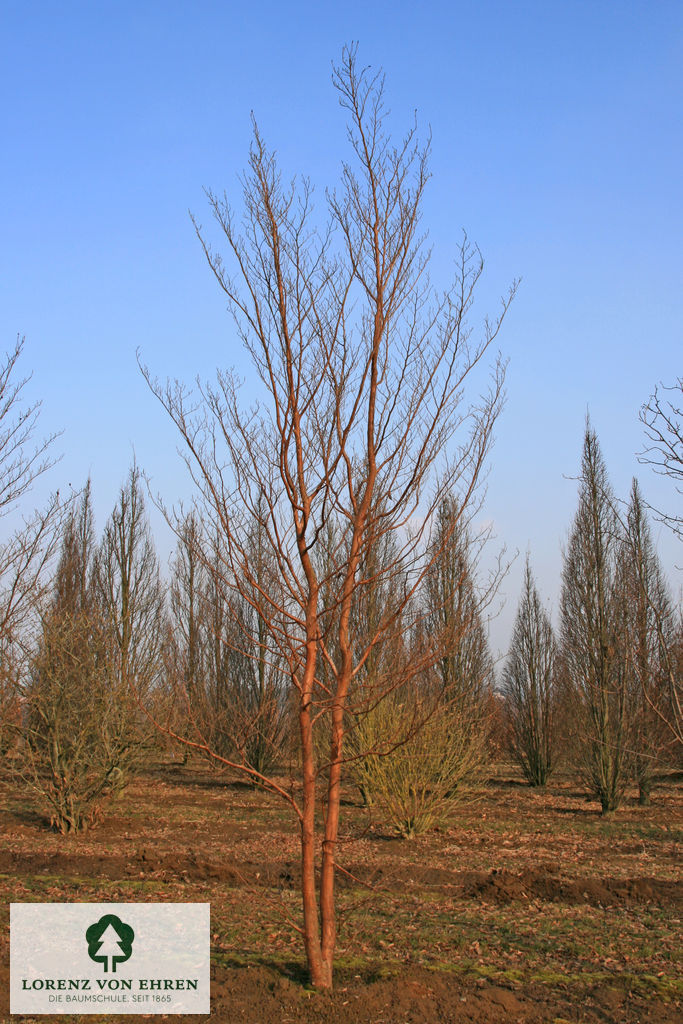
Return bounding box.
[297,684,347,989]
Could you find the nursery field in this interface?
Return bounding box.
[0,761,680,1024]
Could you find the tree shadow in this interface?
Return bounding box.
[214,955,310,986]
[147,763,253,792]
[487,776,528,789]
[5,804,51,829]
[553,805,602,818]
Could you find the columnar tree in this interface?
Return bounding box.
[560,425,635,814]
[169,512,209,700]
[425,496,496,709]
[502,554,557,787]
[224,514,290,776]
[200,530,234,759]
[22,486,127,831]
[618,479,676,802]
[143,47,513,987]
[167,514,290,770]
[166,512,210,748]
[94,465,165,783]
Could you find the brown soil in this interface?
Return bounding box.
[1,961,679,1024]
[0,763,680,1023]
[205,965,682,1024]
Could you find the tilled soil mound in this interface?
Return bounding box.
[208,966,682,1024]
[1,849,678,911]
[457,865,681,907]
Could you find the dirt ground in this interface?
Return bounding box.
[0,761,680,1023]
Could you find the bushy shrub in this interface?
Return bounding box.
[347,694,486,838]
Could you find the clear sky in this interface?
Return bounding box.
[1,0,681,657]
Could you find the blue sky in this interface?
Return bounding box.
[1,0,681,656]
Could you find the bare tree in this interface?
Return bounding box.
[560,425,636,814]
[618,479,678,798]
[142,47,513,988]
[96,465,165,699]
[223,515,290,776]
[169,512,208,705]
[22,485,144,832]
[94,465,165,783]
[502,554,557,787]
[169,514,291,773]
[166,512,211,749]
[425,495,497,707]
[0,338,61,753]
[638,377,682,540]
[635,380,683,745]
[167,512,290,769]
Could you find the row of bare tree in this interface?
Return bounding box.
[8,465,499,838]
[7,425,679,835]
[503,424,681,812]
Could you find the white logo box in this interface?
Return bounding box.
[10,903,210,1015]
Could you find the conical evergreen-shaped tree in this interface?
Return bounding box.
[560,425,636,814]
[503,554,557,786]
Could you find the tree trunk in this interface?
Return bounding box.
[298,646,334,990]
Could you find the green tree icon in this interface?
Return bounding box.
[86,914,134,973]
